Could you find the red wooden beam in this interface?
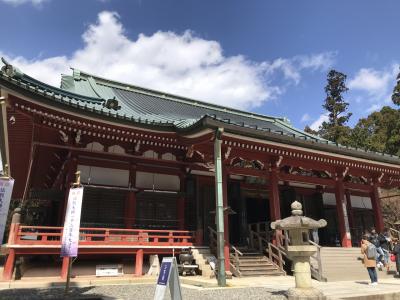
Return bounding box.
[279,173,335,187]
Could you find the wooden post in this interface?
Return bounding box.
[269,164,281,222]
[125,164,137,229]
[345,191,355,231]
[335,174,352,247]
[370,181,384,233]
[125,192,136,228]
[135,249,144,276]
[222,167,230,272]
[3,249,15,281]
[63,171,81,298]
[0,97,11,177]
[61,157,78,223]
[3,208,21,280]
[177,174,185,230]
[269,163,281,245]
[60,257,70,280]
[195,177,203,246]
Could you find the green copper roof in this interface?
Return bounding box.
[1,58,400,165]
[59,67,329,140]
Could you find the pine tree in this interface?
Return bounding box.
[392,68,400,105]
[318,70,352,144]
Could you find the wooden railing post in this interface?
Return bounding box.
[135,249,144,276]
[3,208,21,281]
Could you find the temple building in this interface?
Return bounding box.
[1,59,399,280]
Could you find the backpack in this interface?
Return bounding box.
[366,243,377,259]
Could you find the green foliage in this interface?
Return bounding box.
[306,69,352,145]
[304,125,318,135]
[392,69,400,105]
[323,70,352,127]
[350,106,400,156]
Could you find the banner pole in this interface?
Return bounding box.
[63,171,81,299]
[63,259,72,299]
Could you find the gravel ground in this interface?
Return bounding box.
[0,284,288,300]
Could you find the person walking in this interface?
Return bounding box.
[361,234,378,285]
[379,228,391,272]
[391,238,400,276]
[370,228,384,268]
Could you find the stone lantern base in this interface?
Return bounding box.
[287,287,326,300]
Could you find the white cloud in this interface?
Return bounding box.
[266,52,335,85]
[310,113,329,131]
[0,0,48,6]
[300,113,311,123]
[348,64,399,112]
[0,11,335,110]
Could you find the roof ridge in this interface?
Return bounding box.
[71,67,289,125]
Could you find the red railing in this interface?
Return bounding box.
[13,225,195,247]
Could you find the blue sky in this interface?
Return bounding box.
[0,0,399,130]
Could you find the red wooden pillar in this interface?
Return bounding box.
[135,249,144,276]
[268,164,281,222]
[370,182,384,233]
[345,190,355,230]
[335,175,352,247]
[61,157,78,222]
[125,192,136,228]
[177,174,185,230]
[3,208,21,280]
[222,168,230,271]
[195,177,203,246]
[61,257,70,280]
[3,249,15,280]
[269,164,281,245]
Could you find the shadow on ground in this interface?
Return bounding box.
[0,286,117,300]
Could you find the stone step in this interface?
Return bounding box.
[238,265,279,271]
[240,270,285,276]
[236,262,275,267]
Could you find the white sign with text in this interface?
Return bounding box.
[0,178,14,243]
[60,187,84,257]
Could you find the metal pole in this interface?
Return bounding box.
[214,128,226,286]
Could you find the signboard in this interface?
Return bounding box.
[154,257,182,300]
[0,178,14,243]
[96,264,123,277]
[60,187,84,257]
[157,260,172,286]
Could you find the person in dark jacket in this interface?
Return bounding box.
[392,238,400,276]
[370,228,384,268]
[379,228,391,271]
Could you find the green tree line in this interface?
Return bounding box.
[305,68,400,156]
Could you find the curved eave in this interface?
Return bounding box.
[0,74,179,132]
[200,117,400,167]
[2,72,400,167]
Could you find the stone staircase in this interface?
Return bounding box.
[191,247,214,278]
[319,247,397,281]
[230,247,285,277]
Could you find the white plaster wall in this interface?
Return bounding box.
[135,171,180,191]
[322,192,372,209]
[78,165,129,187]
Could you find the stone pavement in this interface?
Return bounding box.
[1,275,400,299]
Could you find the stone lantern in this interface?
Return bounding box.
[271,201,327,300]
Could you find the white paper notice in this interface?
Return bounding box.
[61,187,84,257]
[0,178,14,243]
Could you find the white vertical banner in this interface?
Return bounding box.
[61,187,84,257]
[0,178,14,243]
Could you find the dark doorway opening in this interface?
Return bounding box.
[246,197,269,225]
